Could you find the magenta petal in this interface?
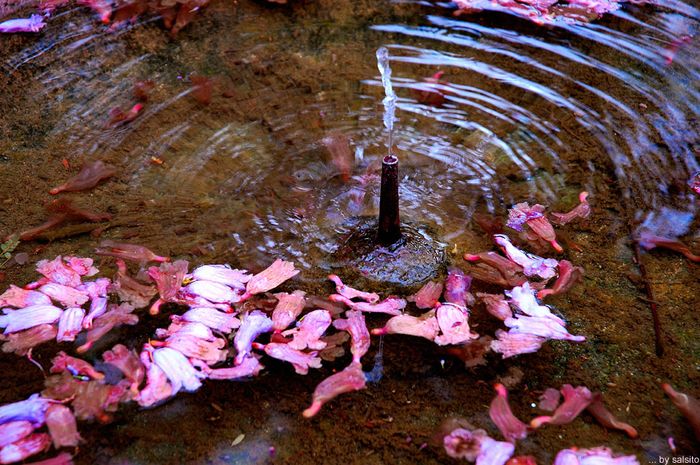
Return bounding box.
[489,383,528,443]
[302,361,366,418]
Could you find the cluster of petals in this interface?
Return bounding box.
[0,256,138,355]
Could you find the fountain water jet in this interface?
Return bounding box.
[326,48,445,293]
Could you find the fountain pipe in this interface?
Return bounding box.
[378,155,401,246]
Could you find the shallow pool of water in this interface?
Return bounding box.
[0,0,698,463]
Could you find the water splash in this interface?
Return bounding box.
[376,46,397,156]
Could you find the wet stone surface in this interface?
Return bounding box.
[328,216,446,294]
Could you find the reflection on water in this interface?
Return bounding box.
[2,0,698,274]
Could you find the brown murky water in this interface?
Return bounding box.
[0,0,699,463]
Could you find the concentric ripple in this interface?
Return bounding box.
[1,0,698,276]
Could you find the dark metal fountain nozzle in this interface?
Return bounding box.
[377,154,401,246]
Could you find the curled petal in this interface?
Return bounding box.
[271,290,306,331]
[234,310,273,364]
[662,383,700,441]
[371,311,439,341]
[586,392,638,438]
[489,383,528,443]
[531,385,592,428]
[408,281,443,309]
[332,310,370,363]
[245,259,299,296]
[328,274,379,303]
[263,342,322,375]
[303,361,366,418]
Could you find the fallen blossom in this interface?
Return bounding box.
[170,0,211,36]
[106,104,143,128]
[148,260,189,314]
[152,347,204,394]
[0,305,63,334]
[159,334,227,364]
[445,336,493,368]
[332,310,370,363]
[187,75,213,104]
[538,388,561,411]
[35,256,83,288]
[244,259,299,297]
[408,280,443,309]
[181,280,242,304]
[489,383,528,443]
[102,344,144,395]
[271,290,307,331]
[234,310,273,364]
[412,71,448,106]
[136,358,173,408]
[637,232,700,262]
[443,427,515,465]
[207,355,264,380]
[322,133,354,182]
[77,278,110,300]
[178,307,240,333]
[0,433,51,464]
[284,309,331,350]
[156,321,215,341]
[371,311,440,340]
[477,293,512,321]
[553,447,639,465]
[531,385,592,428]
[50,352,104,380]
[551,192,590,225]
[95,240,168,263]
[507,203,562,252]
[0,421,33,448]
[505,315,584,342]
[45,404,80,448]
[318,332,349,362]
[190,264,251,288]
[0,286,52,308]
[76,0,111,22]
[306,296,346,317]
[327,274,379,303]
[0,15,46,33]
[64,257,98,277]
[0,394,51,426]
[491,330,546,359]
[464,252,527,287]
[18,200,111,242]
[662,383,700,441]
[1,324,57,355]
[435,304,478,345]
[506,283,564,325]
[494,235,559,280]
[302,361,366,418]
[83,297,108,329]
[110,259,156,309]
[537,260,584,299]
[263,342,322,375]
[72,380,126,423]
[49,161,116,195]
[330,294,406,316]
[444,267,474,307]
[77,303,138,353]
[38,284,88,307]
[586,392,638,438]
[133,80,154,101]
